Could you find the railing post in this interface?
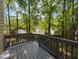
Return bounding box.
[7,3,11,46]
[16,11,19,44]
[39,35,41,47]
[56,41,62,59]
[65,44,68,59]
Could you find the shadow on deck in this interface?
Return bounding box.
[0,41,55,59]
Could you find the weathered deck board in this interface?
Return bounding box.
[0,41,55,59]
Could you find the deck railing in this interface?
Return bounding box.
[39,35,78,59]
[4,33,78,59]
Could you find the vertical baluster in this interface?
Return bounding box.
[54,40,56,50]
[50,39,52,50]
[53,40,55,51]
[61,42,64,59]
[56,41,60,59]
[65,44,68,59]
[50,38,52,51]
[71,45,74,59]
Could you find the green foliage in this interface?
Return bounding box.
[4,0,78,39]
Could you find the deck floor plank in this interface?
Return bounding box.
[0,41,55,59]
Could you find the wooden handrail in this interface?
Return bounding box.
[4,33,78,46]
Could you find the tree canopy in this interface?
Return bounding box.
[4,0,78,40]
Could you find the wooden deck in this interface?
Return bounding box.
[0,41,55,59]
